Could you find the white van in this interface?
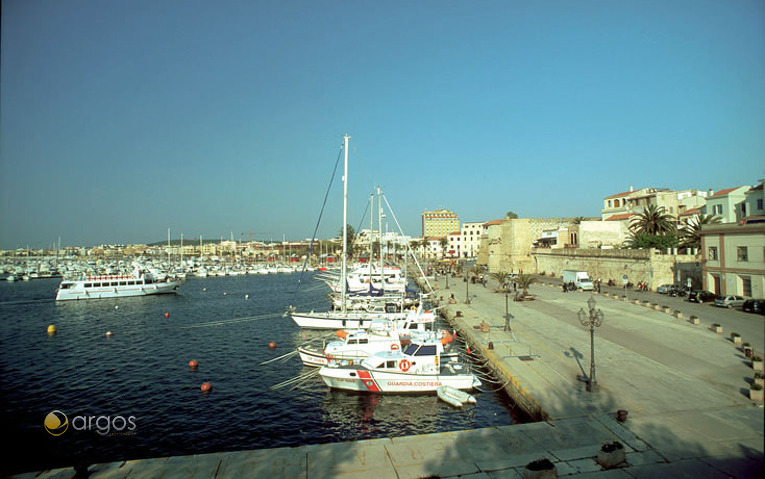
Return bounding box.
[562,270,594,291]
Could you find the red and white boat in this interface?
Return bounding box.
[318,337,479,393]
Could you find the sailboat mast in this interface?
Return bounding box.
[341,134,350,312]
[369,192,374,279]
[377,186,384,292]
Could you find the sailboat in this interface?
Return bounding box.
[288,136,412,329]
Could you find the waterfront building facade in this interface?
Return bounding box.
[700,222,765,297]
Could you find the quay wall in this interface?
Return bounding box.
[416,276,546,421]
[441,306,548,422]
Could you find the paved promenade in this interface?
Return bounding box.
[18,277,764,478]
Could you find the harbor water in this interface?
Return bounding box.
[0,274,519,475]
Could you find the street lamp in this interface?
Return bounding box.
[577,296,604,392]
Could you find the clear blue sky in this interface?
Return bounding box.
[2,0,763,249]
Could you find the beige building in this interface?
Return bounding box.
[602,186,710,225]
[700,222,765,297]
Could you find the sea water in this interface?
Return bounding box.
[0,273,519,475]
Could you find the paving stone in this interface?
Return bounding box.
[387,432,480,479]
[624,458,732,478]
[217,448,306,478]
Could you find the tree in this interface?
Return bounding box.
[625,232,679,250]
[439,237,449,258]
[629,205,675,235]
[516,273,537,295]
[506,211,519,219]
[681,213,722,249]
[490,271,511,292]
[339,224,356,260]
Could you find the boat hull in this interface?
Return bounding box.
[290,311,407,330]
[55,281,181,301]
[319,366,478,393]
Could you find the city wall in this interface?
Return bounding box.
[533,248,704,290]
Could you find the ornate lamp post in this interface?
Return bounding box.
[578,297,604,392]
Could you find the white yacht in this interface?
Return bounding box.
[55,265,181,301]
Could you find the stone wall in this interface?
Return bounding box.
[533,248,703,290]
[484,218,577,273]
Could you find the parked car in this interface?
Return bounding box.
[657,284,675,294]
[714,295,746,308]
[742,299,765,315]
[657,284,687,296]
[688,290,717,303]
[669,285,691,297]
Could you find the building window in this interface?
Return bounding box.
[713,204,723,215]
[708,247,718,261]
[742,276,752,297]
[737,246,748,262]
[758,199,763,211]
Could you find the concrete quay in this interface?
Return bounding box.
[18,277,764,478]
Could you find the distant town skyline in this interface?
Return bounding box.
[2,1,763,249]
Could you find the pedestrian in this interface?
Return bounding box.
[562,282,567,293]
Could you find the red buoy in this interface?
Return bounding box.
[188,360,198,370]
[201,382,212,393]
[164,312,170,318]
[268,341,277,349]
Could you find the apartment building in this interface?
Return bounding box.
[421,209,459,238]
[704,186,751,223]
[700,221,765,297]
[602,186,710,223]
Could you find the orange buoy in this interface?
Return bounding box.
[189,360,198,370]
[268,341,277,349]
[200,382,212,393]
[164,312,170,318]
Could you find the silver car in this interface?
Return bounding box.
[714,295,746,308]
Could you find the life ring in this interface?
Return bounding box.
[399,359,411,372]
[410,306,416,311]
[391,343,400,350]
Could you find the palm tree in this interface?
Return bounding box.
[516,273,537,296]
[490,271,511,292]
[681,213,722,249]
[439,237,449,259]
[629,205,676,235]
[339,224,356,260]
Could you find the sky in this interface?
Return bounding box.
[1,0,763,249]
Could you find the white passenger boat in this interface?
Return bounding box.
[318,338,479,393]
[55,266,181,301]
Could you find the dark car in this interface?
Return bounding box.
[667,285,689,297]
[742,299,765,315]
[688,290,717,303]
